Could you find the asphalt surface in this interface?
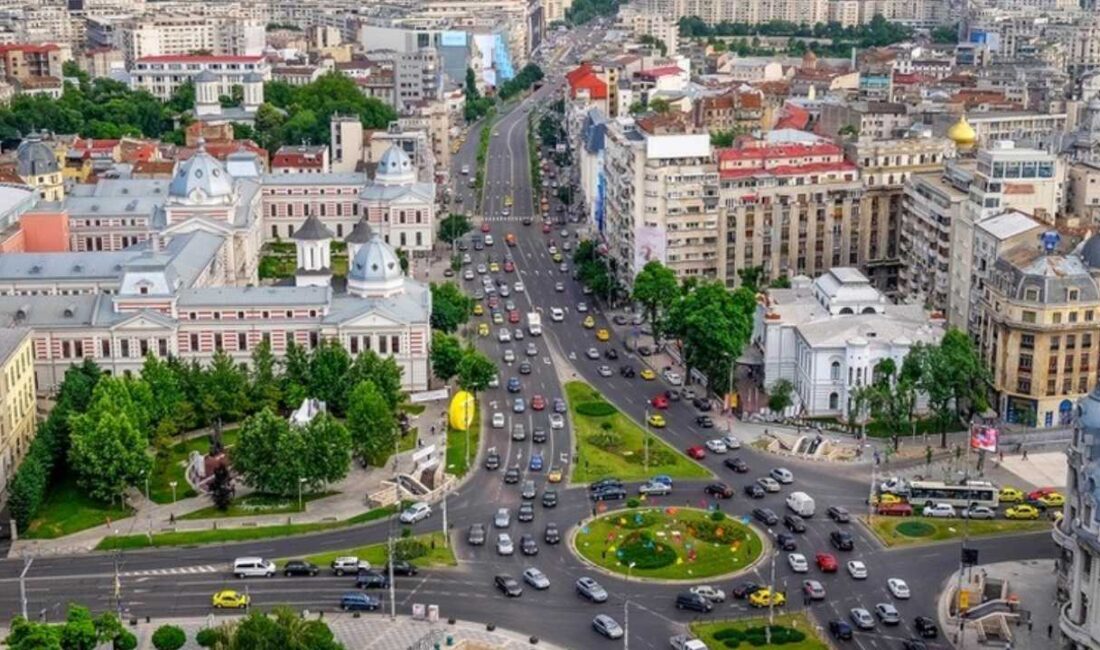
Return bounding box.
[0,26,1057,650]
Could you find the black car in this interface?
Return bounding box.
[827,506,851,523]
[544,523,561,544]
[725,457,749,473]
[520,534,539,555]
[752,508,779,526]
[903,640,928,650]
[519,361,532,375]
[704,482,734,498]
[283,560,319,577]
[744,484,766,499]
[828,620,853,641]
[355,571,389,589]
[696,415,714,428]
[532,428,548,443]
[542,489,558,508]
[592,486,627,501]
[589,478,624,492]
[913,616,939,638]
[518,502,535,522]
[386,561,418,576]
[665,389,681,402]
[485,452,501,471]
[783,514,806,533]
[619,365,636,378]
[693,397,712,412]
[731,582,762,599]
[830,530,855,551]
[504,466,521,483]
[637,345,653,356]
[495,575,523,597]
[674,592,713,613]
[604,348,619,360]
[775,533,797,551]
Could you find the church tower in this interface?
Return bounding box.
[292,213,335,287]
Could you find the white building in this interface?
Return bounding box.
[130,54,271,102]
[753,268,944,418]
[113,15,264,66]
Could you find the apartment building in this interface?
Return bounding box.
[817,100,911,141]
[105,14,264,66]
[130,54,271,102]
[0,327,34,508]
[933,110,1069,150]
[626,13,679,57]
[1067,160,1100,221]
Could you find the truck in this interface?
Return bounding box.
[527,312,542,336]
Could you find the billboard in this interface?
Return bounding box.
[969,424,998,453]
[440,31,467,47]
[634,226,667,271]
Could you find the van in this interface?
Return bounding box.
[785,491,815,517]
[233,557,276,578]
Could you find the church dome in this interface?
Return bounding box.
[16,136,58,176]
[375,145,416,185]
[168,140,234,204]
[347,233,405,297]
[947,115,977,147]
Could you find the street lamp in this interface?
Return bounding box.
[141,470,149,503]
[643,407,650,474]
[766,528,778,645]
[297,477,307,512]
[624,561,636,650]
[168,481,177,504]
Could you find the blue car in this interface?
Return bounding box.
[651,475,673,487]
[341,592,380,611]
[529,453,544,471]
[507,377,522,393]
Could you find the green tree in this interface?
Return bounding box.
[457,348,497,393]
[868,357,917,451]
[628,100,646,116]
[151,625,186,650]
[141,354,187,437]
[667,282,756,390]
[430,331,464,383]
[345,350,404,410]
[67,377,152,502]
[280,340,312,410]
[346,380,397,466]
[430,281,474,333]
[308,339,352,413]
[710,130,736,147]
[631,260,679,344]
[649,98,671,114]
[232,408,300,495]
[204,350,248,423]
[768,378,794,413]
[209,464,235,510]
[6,605,132,650]
[249,339,283,414]
[438,213,472,246]
[300,412,351,487]
[769,275,792,289]
[737,265,764,291]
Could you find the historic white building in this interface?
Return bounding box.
[752,268,944,417]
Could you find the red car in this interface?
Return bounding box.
[651,395,670,409]
[877,503,913,517]
[503,260,515,273]
[815,553,838,573]
[542,223,552,234]
[481,222,491,233]
[508,310,521,324]
[531,395,546,411]
[1027,486,1058,501]
[686,445,706,460]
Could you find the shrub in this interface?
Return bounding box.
[115,631,138,650]
[152,625,187,650]
[589,431,622,450]
[741,626,806,646]
[576,401,617,417]
[710,510,727,522]
[395,537,429,560]
[195,629,219,648]
[626,498,640,508]
[401,526,413,538]
[616,531,676,569]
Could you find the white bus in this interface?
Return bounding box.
[907,480,999,509]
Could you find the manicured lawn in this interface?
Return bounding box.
[23,475,132,539]
[446,403,479,478]
[148,430,238,505]
[178,491,336,520]
[574,507,763,581]
[692,614,828,650]
[565,381,711,483]
[866,515,1051,547]
[94,503,399,550]
[295,532,456,568]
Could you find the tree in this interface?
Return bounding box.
[205,608,343,650]
[838,124,860,138]
[309,339,352,412]
[281,340,311,410]
[737,265,764,291]
[768,379,794,414]
[232,408,300,495]
[67,377,152,503]
[249,339,283,414]
[151,625,186,650]
[438,213,472,246]
[710,129,736,147]
[346,380,397,466]
[667,282,756,390]
[938,328,990,422]
[457,349,497,393]
[5,605,131,650]
[631,260,679,344]
[209,464,235,511]
[649,98,672,114]
[430,331,464,383]
[300,412,352,488]
[141,354,187,437]
[345,350,404,411]
[430,281,474,333]
[628,100,646,116]
[769,275,791,289]
[868,358,914,451]
[204,351,248,423]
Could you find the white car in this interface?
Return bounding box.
[847,560,868,580]
[663,370,683,385]
[494,508,511,528]
[689,585,726,602]
[498,328,512,343]
[497,533,514,555]
[597,365,613,377]
[484,234,495,246]
[514,281,525,292]
[503,349,516,363]
[887,578,910,599]
[398,501,432,524]
[492,412,506,429]
[757,477,781,492]
[787,553,809,573]
[721,435,741,450]
[549,413,565,429]
[639,480,672,495]
[585,347,600,360]
[770,467,794,484]
[923,503,957,518]
[488,374,500,388]
[550,307,565,322]
[523,567,550,589]
[577,302,588,312]
[705,439,728,454]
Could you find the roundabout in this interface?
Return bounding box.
[572,506,766,581]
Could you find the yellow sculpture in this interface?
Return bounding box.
[448,391,476,431]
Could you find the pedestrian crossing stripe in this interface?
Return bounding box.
[123,565,220,577]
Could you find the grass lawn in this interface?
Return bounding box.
[178,491,336,520]
[94,503,399,551]
[866,515,1051,547]
[294,532,456,568]
[692,613,828,650]
[149,430,238,505]
[565,381,711,483]
[23,475,133,539]
[574,507,763,581]
[446,403,479,478]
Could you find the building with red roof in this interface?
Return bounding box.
[272,145,330,174]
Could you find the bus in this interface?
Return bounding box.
[906,480,999,509]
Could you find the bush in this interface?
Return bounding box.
[576,401,617,417]
[626,498,640,508]
[195,629,219,648]
[395,537,429,561]
[715,626,807,648]
[152,625,187,650]
[616,531,676,569]
[710,510,727,522]
[589,431,622,450]
[115,630,138,650]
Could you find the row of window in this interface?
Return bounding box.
[47,332,408,360]
[1016,375,1092,397]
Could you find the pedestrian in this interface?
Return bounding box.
[1028,620,1033,633]
[1023,449,1029,461]
[169,513,175,525]
[1048,624,1053,638]
[999,450,1005,463]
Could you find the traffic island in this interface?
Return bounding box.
[290,532,457,568]
[571,507,764,582]
[692,613,829,649]
[864,515,1051,547]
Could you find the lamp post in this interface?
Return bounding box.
[766,528,777,645]
[624,561,636,650]
[169,481,177,504]
[643,407,650,474]
[297,477,306,512]
[141,470,149,503]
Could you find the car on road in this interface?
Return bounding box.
[549,413,565,429]
[492,412,505,428]
[696,415,714,428]
[770,467,794,484]
[645,413,667,428]
[1006,504,1041,520]
[604,348,618,360]
[830,531,855,551]
[582,315,595,328]
[705,439,728,454]
[591,485,627,501]
[282,560,319,577]
[640,368,656,380]
[576,302,588,312]
[399,502,432,524]
[576,576,609,602]
[705,482,734,499]
[961,505,996,520]
[689,585,726,603]
[547,465,562,482]
[752,508,779,526]
[597,364,613,377]
[212,589,250,608]
[589,478,624,492]
[522,480,537,499]
[531,395,546,411]
[523,567,550,589]
[827,506,851,523]
[478,323,489,336]
[497,533,514,555]
[596,328,610,341]
[651,394,670,409]
[803,579,826,601]
[887,578,910,599]
[675,592,714,613]
[748,588,786,609]
[732,582,762,599]
[922,503,957,518]
[592,614,624,639]
[783,514,807,533]
[542,489,558,507]
[355,570,389,589]
[468,523,486,545]
[555,282,564,292]
[328,557,367,576]
[744,483,766,499]
[903,640,929,650]
[495,574,523,597]
[663,370,683,385]
[828,620,853,641]
[850,608,875,630]
[507,377,522,393]
[788,553,809,573]
[999,486,1025,503]
[686,445,706,460]
[553,398,566,413]
[875,603,901,625]
[724,457,749,473]
[1034,491,1065,508]
[693,397,712,411]
[584,347,600,360]
[498,328,512,343]
[520,534,539,555]
[720,435,741,450]
[518,361,532,375]
[504,466,520,483]
[545,523,561,544]
[494,508,511,528]
[639,479,672,495]
[914,616,939,638]
[846,560,868,579]
[550,307,564,322]
[619,365,635,378]
[512,397,526,413]
[757,477,781,493]
[816,553,839,572]
[340,592,380,611]
[775,533,797,551]
[518,502,535,522]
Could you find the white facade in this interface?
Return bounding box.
[129,54,271,101]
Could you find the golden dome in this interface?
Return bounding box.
[947,115,977,146]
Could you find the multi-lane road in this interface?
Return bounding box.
[0,26,1057,650]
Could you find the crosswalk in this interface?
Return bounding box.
[123,564,221,577]
[481,215,535,222]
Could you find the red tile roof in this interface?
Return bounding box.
[719,161,857,180]
[273,146,327,168]
[717,142,841,162]
[773,103,811,130]
[567,65,607,101]
[0,43,60,54]
[637,65,683,78]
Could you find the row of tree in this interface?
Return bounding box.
[572,240,623,306]
[679,15,914,48]
[566,0,621,25]
[6,605,138,650]
[497,64,546,102]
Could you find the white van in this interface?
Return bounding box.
[785,491,815,518]
[233,557,276,578]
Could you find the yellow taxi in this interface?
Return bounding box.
[748,588,786,608]
[582,315,596,329]
[640,368,657,380]
[998,486,1024,503]
[869,493,903,506]
[1005,504,1041,520]
[552,253,563,263]
[505,195,513,207]
[473,304,484,316]
[478,323,490,337]
[596,328,610,341]
[1036,492,1065,508]
[212,589,250,608]
[489,262,500,273]
[647,414,666,428]
[548,467,563,483]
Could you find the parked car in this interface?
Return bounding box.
[328,557,367,577]
[282,560,319,577]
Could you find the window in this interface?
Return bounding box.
[238,333,247,350]
[120,339,130,358]
[309,332,319,349]
[1069,335,1077,349]
[830,361,841,381]
[1016,378,1031,394]
[1051,336,1061,350]
[190,333,199,351]
[350,336,359,354]
[101,339,111,357]
[379,336,388,354]
[214,333,223,351]
[139,339,149,357]
[1021,334,1034,349]
[158,339,168,357]
[829,393,839,410]
[1086,333,1094,349]
[1018,355,1033,371]
[391,336,400,354]
[1022,311,1036,323]
[1053,312,1062,324]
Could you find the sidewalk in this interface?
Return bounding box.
[936,559,1059,649]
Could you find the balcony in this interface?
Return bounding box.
[1061,601,1095,648]
[1052,519,1074,549]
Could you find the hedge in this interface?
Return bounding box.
[576,401,618,417]
[713,626,807,647]
[151,625,187,650]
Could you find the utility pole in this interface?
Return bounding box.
[19,557,33,620]
[441,486,449,547]
[766,532,777,645]
[389,434,400,621]
[956,423,975,647]
[643,408,650,473]
[113,550,122,619]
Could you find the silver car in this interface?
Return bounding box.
[592,614,624,639]
[523,567,550,589]
[494,508,510,528]
[850,608,875,630]
[497,533,514,555]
